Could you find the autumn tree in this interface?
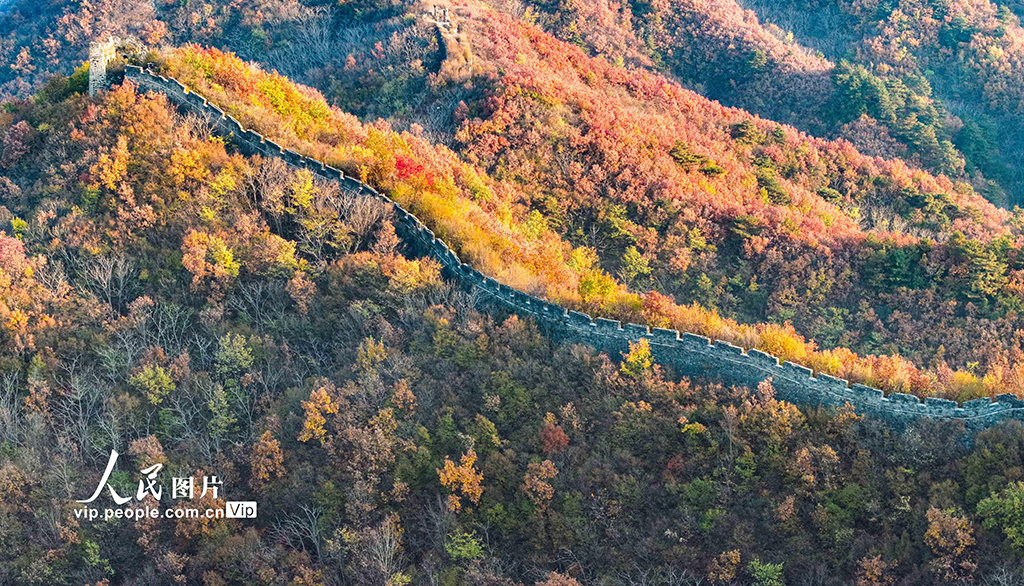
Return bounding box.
[856,556,895,586]
[535,573,580,586]
[181,230,241,299]
[250,430,285,491]
[620,338,652,378]
[924,508,977,582]
[299,383,339,445]
[708,550,740,582]
[522,460,558,510]
[438,449,484,512]
[539,412,569,455]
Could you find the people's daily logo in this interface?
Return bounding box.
[73,450,256,521]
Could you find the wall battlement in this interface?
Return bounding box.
[122,65,1024,432]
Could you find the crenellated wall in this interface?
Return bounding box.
[122,65,1024,431]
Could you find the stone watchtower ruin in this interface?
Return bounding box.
[88,38,119,96]
[89,37,144,96]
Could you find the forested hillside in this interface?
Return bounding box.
[10,0,1024,400]
[5,0,1024,583]
[745,0,1024,203]
[170,3,1024,402]
[489,0,1024,208]
[1,67,1024,586]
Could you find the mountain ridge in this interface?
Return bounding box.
[119,60,1024,430]
[54,13,1024,406]
[5,6,1024,583]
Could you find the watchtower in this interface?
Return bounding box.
[89,38,119,96]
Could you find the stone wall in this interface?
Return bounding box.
[122,65,1024,431]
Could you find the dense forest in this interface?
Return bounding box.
[12,0,1024,399]
[3,0,1024,584]
[0,69,1023,586]
[148,17,1024,403]
[492,0,1024,208]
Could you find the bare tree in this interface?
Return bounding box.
[0,372,23,445]
[344,195,389,252]
[181,111,215,143]
[365,514,406,585]
[50,438,83,500]
[82,253,138,313]
[102,303,195,380]
[49,374,106,458]
[96,407,125,460]
[414,280,480,325]
[422,494,455,555]
[244,156,293,230]
[34,255,71,300]
[159,380,211,460]
[273,505,325,560]
[227,280,289,334]
[983,565,1024,586]
[264,7,337,74]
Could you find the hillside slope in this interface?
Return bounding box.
[252,2,1024,398]
[8,0,1024,398]
[486,0,1024,207]
[5,0,1023,203]
[2,64,1024,586]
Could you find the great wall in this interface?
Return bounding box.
[112,61,1024,432]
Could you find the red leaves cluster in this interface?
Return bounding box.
[539,420,569,455]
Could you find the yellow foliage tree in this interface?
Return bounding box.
[94,134,130,191]
[298,385,339,445]
[707,550,741,582]
[522,460,558,509]
[181,230,240,298]
[437,449,483,512]
[924,508,977,582]
[620,338,652,377]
